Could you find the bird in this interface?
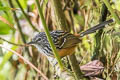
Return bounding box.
[28,19,113,58]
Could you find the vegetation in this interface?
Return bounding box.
[0,0,120,80]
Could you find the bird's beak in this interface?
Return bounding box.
[27,41,35,45]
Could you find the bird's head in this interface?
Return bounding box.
[27,32,46,46]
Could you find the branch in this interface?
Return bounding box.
[8,0,30,55]
[50,0,83,79]
[35,0,64,69]
[15,0,39,32]
[68,55,83,79]
[0,37,28,46]
[50,0,69,31]
[92,4,108,62]
[8,0,26,44]
[0,45,48,80]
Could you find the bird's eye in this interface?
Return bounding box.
[36,38,41,42]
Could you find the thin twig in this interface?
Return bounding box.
[15,0,39,32]
[8,0,30,56]
[8,0,26,43]
[0,45,48,80]
[0,37,28,46]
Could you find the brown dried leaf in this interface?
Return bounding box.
[80,60,104,76]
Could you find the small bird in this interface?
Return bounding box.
[28,19,113,58]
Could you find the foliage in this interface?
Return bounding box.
[0,0,120,80]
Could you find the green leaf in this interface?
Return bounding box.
[0,74,6,80]
[0,7,11,11]
[18,0,27,9]
[0,21,11,35]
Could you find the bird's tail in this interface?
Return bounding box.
[80,19,113,37]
